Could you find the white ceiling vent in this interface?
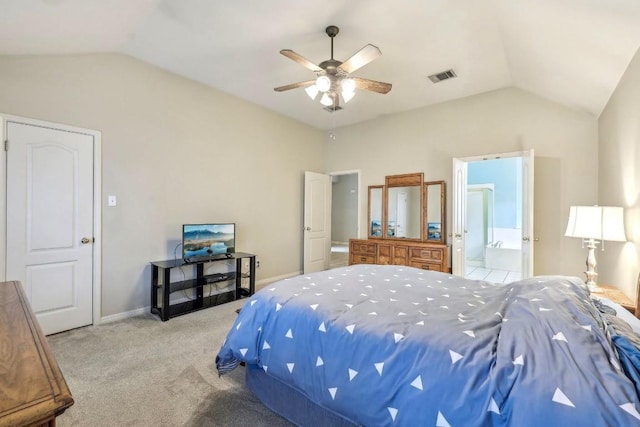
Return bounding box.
[428,69,457,83]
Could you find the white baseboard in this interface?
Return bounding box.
[256,271,302,290]
[100,306,150,324]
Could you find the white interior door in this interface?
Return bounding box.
[304,171,331,273]
[5,119,96,335]
[521,150,535,277]
[452,158,468,276]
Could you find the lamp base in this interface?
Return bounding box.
[584,272,598,292]
[584,239,599,292]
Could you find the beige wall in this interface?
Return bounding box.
[2,52,625,317]
[325,87,598,277]
[0,54,323,317]
[598,47,640,299]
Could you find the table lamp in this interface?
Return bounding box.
[564,206,626,290]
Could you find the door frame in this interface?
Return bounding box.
[452,150,534,278]
[0,113,102,328]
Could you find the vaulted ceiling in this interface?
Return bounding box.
[1,0,640,130]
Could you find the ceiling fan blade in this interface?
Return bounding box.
[339,44,382,74]
[280,49,322,73]
[353,77,392,94]
[274,80,316,92]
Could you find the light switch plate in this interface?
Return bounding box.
[108,195,117,206]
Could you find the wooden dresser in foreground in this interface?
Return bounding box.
[349,239,449,272]
[0,281,74,427]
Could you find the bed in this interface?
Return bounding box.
[216,265,640,426]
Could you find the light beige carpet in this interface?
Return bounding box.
[48,299,293,426]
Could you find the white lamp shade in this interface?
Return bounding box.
[341,90,355,103]
[320,92,333,106]
[340,78,356,93]
[565,205,626,242]
[304,85,319,100]
[316,76,331,92]
[602,206,626,241]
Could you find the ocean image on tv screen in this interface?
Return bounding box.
[183,224,235,258]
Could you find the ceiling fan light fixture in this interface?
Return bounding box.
[274,25,391,112]
[305,84,319,100]
[316,75,331,92]
[320,92,334,106]
[341,90,355,103]
[340,77,355,93]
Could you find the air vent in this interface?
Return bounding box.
[428,69,457,83]
[324,105,343,112]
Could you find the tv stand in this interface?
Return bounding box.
[150,252,256,321]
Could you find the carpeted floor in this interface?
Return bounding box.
[48,299,294,426]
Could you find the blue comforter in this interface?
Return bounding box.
[216,265,640,426]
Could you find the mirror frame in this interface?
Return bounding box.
[384,172,424,241]
[367,185,384,239]
[424,180,446,244]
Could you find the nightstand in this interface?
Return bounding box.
[591,284,636,315]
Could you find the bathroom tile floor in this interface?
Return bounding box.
[465,266,522,284]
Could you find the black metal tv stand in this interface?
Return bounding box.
[150,252,256,321]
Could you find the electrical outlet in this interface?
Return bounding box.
[256,260,261,268]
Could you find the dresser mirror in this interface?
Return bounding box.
[425,181,446,243]
[368,185,384,238]
[368,173,446,243]
[384,173,424,240]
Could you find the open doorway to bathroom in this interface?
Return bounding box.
[466,159,522,283]
[452,150,534,283]
[329,171,360,268]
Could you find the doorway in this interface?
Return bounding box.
[1,114,102,335]
[452,150,534,282]
[330,171,359,269]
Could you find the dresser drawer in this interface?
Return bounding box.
[376,244,391,265]
[350,241,376,255]
[409,260,442,271]
[409,247,443,261]
[351,254,376,264]
[392,245,408,264]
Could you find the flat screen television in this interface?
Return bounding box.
[182,223,235,261]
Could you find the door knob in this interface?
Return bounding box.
[304,227,311,231]
[81,237,93,244]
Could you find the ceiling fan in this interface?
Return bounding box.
[274,25,392,112]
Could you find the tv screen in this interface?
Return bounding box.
[182,223,235,260]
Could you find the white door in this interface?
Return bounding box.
[521,150,534,278]
[452,150,535,279]
[451,158,468,276]
[5,120,96,335]
[304,171,331,273]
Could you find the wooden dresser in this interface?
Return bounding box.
[349,239,449,272]
[0,281,74,427]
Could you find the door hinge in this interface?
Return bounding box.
[3,140,7,151]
